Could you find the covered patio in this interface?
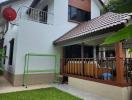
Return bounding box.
[54,12,132,87]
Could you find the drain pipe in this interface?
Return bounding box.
[4,21,9,34]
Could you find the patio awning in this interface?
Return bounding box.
[53,12,132,45]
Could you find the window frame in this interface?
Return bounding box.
[3,46,7,64]
[8,39,14,66]
[68,5,91,23]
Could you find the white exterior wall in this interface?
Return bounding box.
[3,0,77,75]
[91,0,101,19]
[15,21,55,74]
[3,0,33,74]
[3,25,18,74]
[3,0,101,75]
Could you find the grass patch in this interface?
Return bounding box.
[0,87,82,100]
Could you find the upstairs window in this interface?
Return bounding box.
[68,6,91,22]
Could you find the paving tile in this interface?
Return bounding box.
[52,84,111,100]
[0,77,111,100]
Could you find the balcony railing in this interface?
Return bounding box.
[61,58,132,86]
[14,6,54,25]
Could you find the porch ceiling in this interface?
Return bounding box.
[53,12,132,46]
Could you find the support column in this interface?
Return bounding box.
[103,48,106,60]
[115,42,125,83]
[81,43,84,58]
[93,46,96,59]
[99,47,101,59]
[81,43,84,75]
[60,47,64,75]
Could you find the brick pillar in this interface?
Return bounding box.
[115,42,125,83]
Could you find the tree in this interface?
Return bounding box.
[106,0,132,13]
[103,0,132,45]
[103,24,132,44]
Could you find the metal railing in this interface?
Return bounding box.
[61,58,132,84]
[61,58,116,80]
[13,6,54,25]
[124,58,132,82]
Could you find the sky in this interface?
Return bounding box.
[0,0,8,3]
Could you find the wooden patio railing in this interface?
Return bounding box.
[61,58,132,87]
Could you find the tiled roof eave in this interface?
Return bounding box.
[53,12,132,45]
[54,22,126,45]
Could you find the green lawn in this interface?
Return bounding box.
[0,87,82,100]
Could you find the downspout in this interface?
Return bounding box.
[4,21,9,34]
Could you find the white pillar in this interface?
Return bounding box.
[99,47,101,59]
[93,46,96,59]
[103,48,106,59]
[125,49,128,58]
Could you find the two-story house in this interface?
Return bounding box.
[0,0,132,100]
[2,0,103,86]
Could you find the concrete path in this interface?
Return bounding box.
[0,84,51,94]
[0,77,111,100]
[52,84,111,100]
[0,76,12,87]
[0,76,50,94]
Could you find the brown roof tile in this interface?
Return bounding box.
[54,12,132,45]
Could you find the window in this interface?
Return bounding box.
[8,39,14,65]
[68,6,90,22]
[3,46,7,64]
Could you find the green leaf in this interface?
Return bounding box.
[128,48,132,53]
[103,24,132,45]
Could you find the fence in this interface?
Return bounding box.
[61,58,132,86]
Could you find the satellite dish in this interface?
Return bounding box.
[2,7,17,21]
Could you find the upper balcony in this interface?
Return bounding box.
[12,0,92,26]
[15,6,54,25]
